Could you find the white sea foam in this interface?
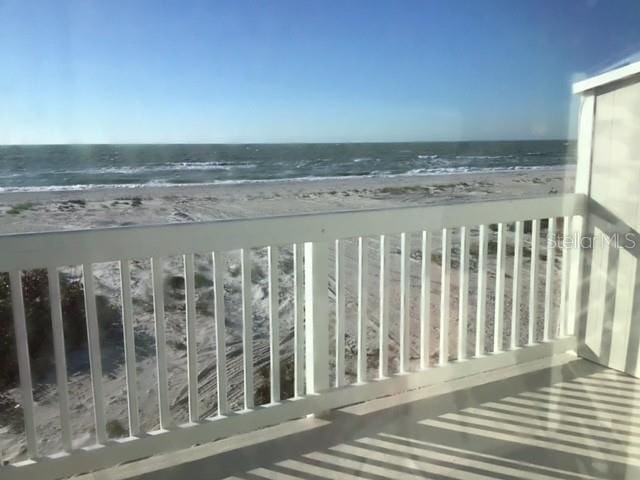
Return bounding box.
[11,161,257,178]
[82,161,257,174]
[351,157,373,162]
[453,155,516,160]
[0,165,573,193]
[403,164,571,176]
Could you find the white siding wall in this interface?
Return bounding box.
[580,78,640,376]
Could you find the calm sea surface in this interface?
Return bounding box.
[0,141,575,192]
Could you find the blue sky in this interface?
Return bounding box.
[1,0,640,144]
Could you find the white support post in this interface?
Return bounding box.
[458,226,469,360]
[10,271,37,457]
[379,235,390,378]
[559,216,571,337]
[268,246,280,403]
[528,219,540,345]
[304,242,330,395]
[511,220,523,349]
[335,239,346,387]
[399,232,410,373]
[119,260,140,435]
[212,252,229,414]
[439,229,451,365]
[475,225,488,357]
[82,263,107,443]
[357,237,369,383]
[420,230,431,369]
[544,218,557,342]
[150,257,171,430]
[572,94,595,342]
[48,266,72,449]
[293,243,305,398]
[494,223,506,353]
[241,248,255,408]
[183,254,199,422]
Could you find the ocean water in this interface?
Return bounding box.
[0,140,575,193]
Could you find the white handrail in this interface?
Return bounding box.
[0,194,586,271]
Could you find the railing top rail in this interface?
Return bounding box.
[0,193,587,271]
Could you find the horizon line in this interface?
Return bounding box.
[0,138,574,147]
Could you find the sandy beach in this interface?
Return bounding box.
[0,168,574,461]
[0,168,572,233]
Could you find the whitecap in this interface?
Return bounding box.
[0,165,574,193]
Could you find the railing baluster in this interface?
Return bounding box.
[82,263,107,443]
[241,249,254,409]
[494,223,506,353]
[357,237,368,383]
[9,271,37,457]
[559,216,571,337]
[511,220,523,350]
[150,257,171,429]
[420,230,431,369]
[528,220,540,345]
[439,228,451,365]
[567,215,585,336]
[335,239,346,387]
[119,260,140,435]
[304,242,329,394]
[379,234,390,378]
[48,267,72,449]
[183,254,199,422]
[475,225,488,357]
[293,244,304,398]
[400,232,410,373]
[268,246,280,403]
[458,226,469,361]
[212,251,229,414]
[544,218,557,341]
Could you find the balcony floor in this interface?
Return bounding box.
[82,353,640,480]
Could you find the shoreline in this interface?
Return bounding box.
[0,166,572,202]
[0,168,575,234]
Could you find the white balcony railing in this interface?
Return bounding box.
[0,193,586,480]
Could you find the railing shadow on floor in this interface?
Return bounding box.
[121,357,640,480]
